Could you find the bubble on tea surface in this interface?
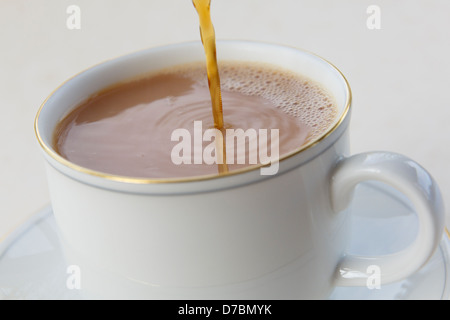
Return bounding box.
[165,61,338,142]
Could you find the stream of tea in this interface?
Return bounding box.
[192,0,229,174]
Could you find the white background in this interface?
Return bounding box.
[0,1,449,240]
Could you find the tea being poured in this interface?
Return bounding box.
[52,1,338,178]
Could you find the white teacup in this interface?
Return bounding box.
[35,41,445,299]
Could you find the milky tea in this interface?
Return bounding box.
[53,61,337,178]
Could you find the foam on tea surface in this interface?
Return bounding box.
[175,62,337,141]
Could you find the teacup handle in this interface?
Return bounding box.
[331,151,445,286]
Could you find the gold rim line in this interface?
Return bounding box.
[446,228,450,240]
[34,41,352,185]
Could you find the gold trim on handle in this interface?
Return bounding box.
[34,42,352,185]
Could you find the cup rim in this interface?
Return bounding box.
[34,40,352,185]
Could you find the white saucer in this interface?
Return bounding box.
[0,181,448,300]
